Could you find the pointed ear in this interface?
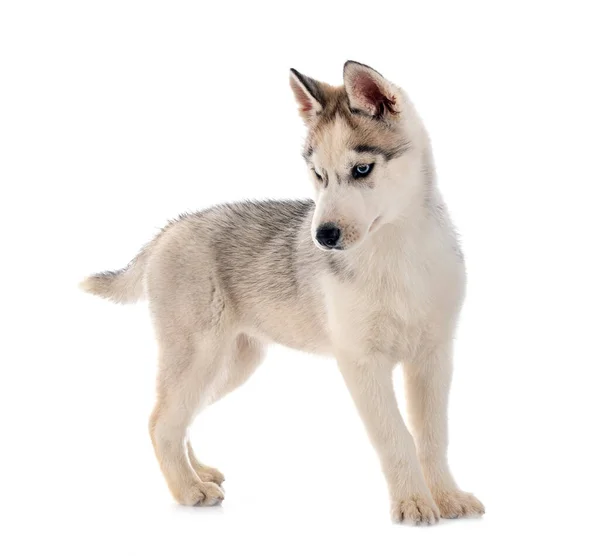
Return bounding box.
[290,68,325,123]
[343,61,401,118]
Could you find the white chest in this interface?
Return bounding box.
[323,271,431,362]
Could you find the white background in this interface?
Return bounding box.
[1,1,599,554]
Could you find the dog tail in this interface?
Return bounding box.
[80,242,153,304]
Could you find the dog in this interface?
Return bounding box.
[81,61,484,525]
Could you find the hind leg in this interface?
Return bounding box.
[149,331,228,506]
[187,334,266,485]
[211,334,266,403]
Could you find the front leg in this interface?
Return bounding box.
[403,343,485,518]
[336,351,440,525]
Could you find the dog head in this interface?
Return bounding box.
[290,61,426,251]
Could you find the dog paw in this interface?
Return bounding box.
[193,464,225,486]
[177,480,225,507]
[391,494,440,525]
[433,489,484,519]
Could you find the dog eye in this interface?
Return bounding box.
[312,168,323,182]
[352,163,374,179]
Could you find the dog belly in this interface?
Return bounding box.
[241,304,331,355]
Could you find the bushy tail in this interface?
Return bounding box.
[80,244,151,304]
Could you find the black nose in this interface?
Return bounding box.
[316,223,341,249]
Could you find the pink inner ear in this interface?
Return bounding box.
[298,96,313,112]
[353,72,395,115]
[291,80,315,113]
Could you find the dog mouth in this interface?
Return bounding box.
[313,218,380,252]
[368,216,382,233]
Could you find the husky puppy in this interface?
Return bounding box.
[81,61,484,525]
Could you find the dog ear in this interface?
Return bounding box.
[343,61,401,118]
[290,68,325,123]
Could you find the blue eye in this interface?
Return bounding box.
[352,163,374,179]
